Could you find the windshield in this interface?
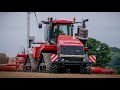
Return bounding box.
[53,24,73,36]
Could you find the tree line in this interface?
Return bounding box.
[87,38,120,74]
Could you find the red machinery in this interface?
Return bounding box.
[0,53,26,71]
[91,67,114,74]
[16,54,26,71]
[23,17,95,73]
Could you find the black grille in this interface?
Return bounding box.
[63,57,84,61]
[60,46,84,55]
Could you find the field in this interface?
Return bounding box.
[0,72,120,78]
[0,58,120,78]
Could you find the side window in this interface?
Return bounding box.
[68,24,72,35]
[61,25,67,35]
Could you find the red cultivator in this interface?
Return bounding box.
[0,54,26,71]
[91,67,114,74]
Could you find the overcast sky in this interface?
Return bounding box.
[0,12,120,57]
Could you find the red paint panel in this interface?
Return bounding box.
[58,35,83,46]
[52,20,74,24]
[32,47,40,58]
[43,45,57,50]
[17,54,26,59]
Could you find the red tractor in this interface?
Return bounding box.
[23,17,94,73]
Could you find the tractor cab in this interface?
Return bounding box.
[40,17,74,44]
[53,23,73,36]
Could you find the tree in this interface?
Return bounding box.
[87,37,111,67]
[108,47,120,74]
[110,47,120,54]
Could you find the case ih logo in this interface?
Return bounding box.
[89,55,96,63]
[51,54,58,62]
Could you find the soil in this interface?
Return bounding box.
[0,72,120,78]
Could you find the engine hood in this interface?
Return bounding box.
[57,35,83,46]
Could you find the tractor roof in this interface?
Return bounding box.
[41,19,74,24]
[52,19,74,24]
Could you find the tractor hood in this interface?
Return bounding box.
[57,35,83,46]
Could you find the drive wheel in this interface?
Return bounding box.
[23,55,31,72]
[43,53,58,73]
[80,64,92,74]
[29,54,38,72]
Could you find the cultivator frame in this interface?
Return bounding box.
[0,54,26,71]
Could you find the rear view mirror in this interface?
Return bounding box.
[84,19,88,22]
[38,23,42,28]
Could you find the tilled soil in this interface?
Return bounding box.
[0,72,120,78]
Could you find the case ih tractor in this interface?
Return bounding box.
[23,17,93,73]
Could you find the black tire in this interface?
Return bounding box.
[86,66,92,74]
[0,53,8,64]
[51,63,58,73]
[38,55,46,73]
[23,55,31,72]
[43,53,58,73]
[80,54,92,74]
[80,66,87,74]
[80,64,92,74]
[29,54,38,72]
